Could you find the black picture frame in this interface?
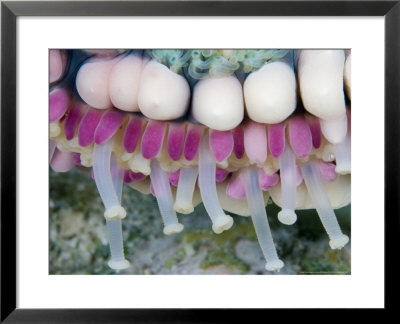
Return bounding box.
[1,0,398,321]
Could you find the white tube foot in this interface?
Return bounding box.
[278,209,297,225]
[329,234,349,250]
[108,259,131,270]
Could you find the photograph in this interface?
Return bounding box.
[3,0,396,319]
[49,48,351,275]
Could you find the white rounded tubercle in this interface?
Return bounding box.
[109,53,145,112]
[241,167,284,272]
[192,75,244,131]
[76,56,120,109]
[320,112,348,145]
[174,167,199,214]
[92,138,127,221]
[137,60,190,120]
[244,61,297,124]
[297,50,346,120]
[150,160,184,235]
[344,53,351,100]
[278,145,298,225]
[198,131,233,234]
[300,161,349,250]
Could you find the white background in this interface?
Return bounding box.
[17,17,384,308]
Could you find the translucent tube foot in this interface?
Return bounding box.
[174,203,194,215]
[265,259,285,272]
[334,134,351,175]
[174,167,198,214]
[242,167,284,272]
[104,205,127,221]
[278,144,298,225]
[198,131,234,234]
[106,161,129,271]
[108,259,130,270]
[164,223,184,235]
[93,140,126,220]
[212,215,234,234]
[150,160,184,235]
[278,209,297,225]
[301,161,349,250]
[329,234,349,250]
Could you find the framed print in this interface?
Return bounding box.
[1,0,399,321]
